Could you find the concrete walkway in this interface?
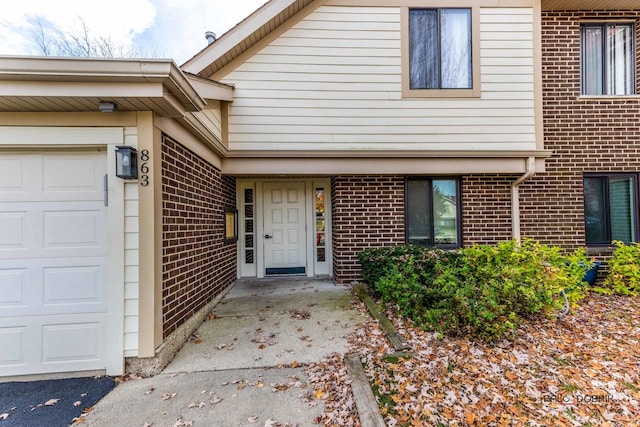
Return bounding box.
[85,278,367,427]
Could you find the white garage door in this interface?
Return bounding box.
[0,151,108,377]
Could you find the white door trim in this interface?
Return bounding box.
[236,178,332,279]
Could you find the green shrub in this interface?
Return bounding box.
[597,241,640,296]
[427,240,590,340]
[357,245,458,298]
[358,240,593,341]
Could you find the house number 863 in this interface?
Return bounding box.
[140,150,150,187]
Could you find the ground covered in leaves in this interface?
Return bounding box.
[306,293,640,426]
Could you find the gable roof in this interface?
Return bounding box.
[181,0,316,78]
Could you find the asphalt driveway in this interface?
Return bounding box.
[0,376,116,427]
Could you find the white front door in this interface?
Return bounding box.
[0,152,108,376]
[263,182,307,275]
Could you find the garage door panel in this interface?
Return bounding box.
[0,258,107,316]
[0,313,107,376]
[43,156,104,196]
[43,265,103,307]
[0,211,27,250]
[42,320,103,363]
[0,326,26,368]
[0,269,28,308]
[44,209,102,249]
[0,202,106,259]
[0,156,41,198]
[0,151,108,377]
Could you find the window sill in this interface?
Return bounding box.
[578,95,640,100]
[402,87,481,99]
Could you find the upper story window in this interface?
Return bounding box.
[584,174,639,245]
[409,8,472,90]
[581,23,636,96]
[402,6,479,98]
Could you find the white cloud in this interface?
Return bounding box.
[0,0,268,63]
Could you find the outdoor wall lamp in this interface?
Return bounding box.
[99,101,117,113]
[115,146,138,179]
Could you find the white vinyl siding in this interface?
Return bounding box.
[123,182,139,357]
[222,5,536,152]
[122,127,139,357]
[190,105,223,142]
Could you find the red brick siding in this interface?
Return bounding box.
[461,175,515,245]
[520,10,640,254]
[331,176,405,283]
[161,135,236,338]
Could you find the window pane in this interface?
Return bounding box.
[584,177,608,244]
[409,9,438,89]
[440,9,472,89]
[433,180,458,245]
[583,26,603,95]
[609,177,636,242]
[407,180,432,245]
[607,25,634,95]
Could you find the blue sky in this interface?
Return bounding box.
[0,0,267,65]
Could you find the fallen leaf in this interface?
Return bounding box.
[194,339,202,344]
[210,397,223,404]
[187,402,206,409]
[264,419,278,427]
[45,399,59,406]
[73,401,82,407]
[208,313,217,320]
[145,388,155,395]
[162,393,177,401]
[143,423,152,427]
[314,389,326,399]
[247,415,259,423]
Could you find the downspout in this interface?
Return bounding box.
[511,157,536,242]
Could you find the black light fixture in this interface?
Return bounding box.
[115,146,138,179]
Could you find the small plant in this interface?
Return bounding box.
[596,241,640,296]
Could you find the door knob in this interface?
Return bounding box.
[264,234,272,239]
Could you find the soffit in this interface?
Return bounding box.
[542,0,640,10]
[182,0,316,78]
[0,57,221,116]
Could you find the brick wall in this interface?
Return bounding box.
[161,135,236,338]
[461,175,515,245]
[520,10,640,255]
[331,176,405,283]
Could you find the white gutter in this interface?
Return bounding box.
[511,157,536,242]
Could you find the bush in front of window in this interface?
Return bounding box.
[358,240,593,340]
[595,241,640,297]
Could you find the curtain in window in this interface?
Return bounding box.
[409,9,438,89]
[583,27,603,95]
[582,24,634,95]
[607,25,634,95]
[409,9,471,89]
[440,9,472,89]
